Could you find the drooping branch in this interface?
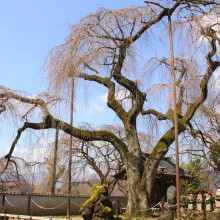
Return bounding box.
[5,123,29,160]
[80,142,105,184]
[134,2,180,42]
[183,27,220,123]
[1,91,129,168]
[0,104,6,114]
[0,87,50,119]
[141,20,220,197]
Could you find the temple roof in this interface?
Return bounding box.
[114,154,192,180]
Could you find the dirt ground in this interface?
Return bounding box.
[67,216,157,220]
[69,216,157,220]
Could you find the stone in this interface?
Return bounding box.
[215,186,220,209]
[167,185,176,205]
[215,200,220,209]
[188,203,194,210]
[157,210,173,220]
[164,202,176,211]
[196,192,203,211]
[187,192,194,210]
[158,186,176,220]
[188,192,194,203]
[80,185,115,220]
[205,192,213,211]
[81,205,93,220]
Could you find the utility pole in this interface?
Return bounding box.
[168,14,181,220]
[67,77,74,219]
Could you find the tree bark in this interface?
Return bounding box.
[125,125,149,215]
[126,160,149,216]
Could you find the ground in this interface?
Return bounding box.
[68,216,157,220]
[70,217,83,220]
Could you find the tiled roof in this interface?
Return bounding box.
[114,154,192,180]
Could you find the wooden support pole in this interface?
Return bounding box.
[168,14,181,220]
[2,194,5,207]
[161,197,165,213]
[66,197,71,219]
[51,128,59,194]
[27,194,31,216]
[2,194,6,214]
[115,199,120,218]
[203,197,207,220]
[67,78,74,220]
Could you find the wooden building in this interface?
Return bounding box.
[114,154,192,206]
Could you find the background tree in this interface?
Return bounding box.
[180,157,206,196]
[210,142,220,171]
[49,127,123,195]
[0,157,33,192]
[180,75,220,172]
[0,1,220,216]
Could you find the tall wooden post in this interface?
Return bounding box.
[115,199,120,218]
[51,128,59,194]
[27,194,31,216]
[2,194,5,209]
[67,77,74,219]
[203,197,207,220]
[168,14,181,220]
[161,197,165,213]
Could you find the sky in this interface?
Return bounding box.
[0,0,145,93]
[0,0,147,156]
[0,1,219,159]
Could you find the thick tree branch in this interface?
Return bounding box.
[0,88,50,119]
[77,72,128,122]
[3,112,128,169]
[5,124,29,160]
[0,87,129,168]
[175,60,187,114]
[177,85,185,114]
[134,2,180,42]
[141,109,169,120]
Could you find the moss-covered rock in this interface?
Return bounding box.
[80,184,115,220]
